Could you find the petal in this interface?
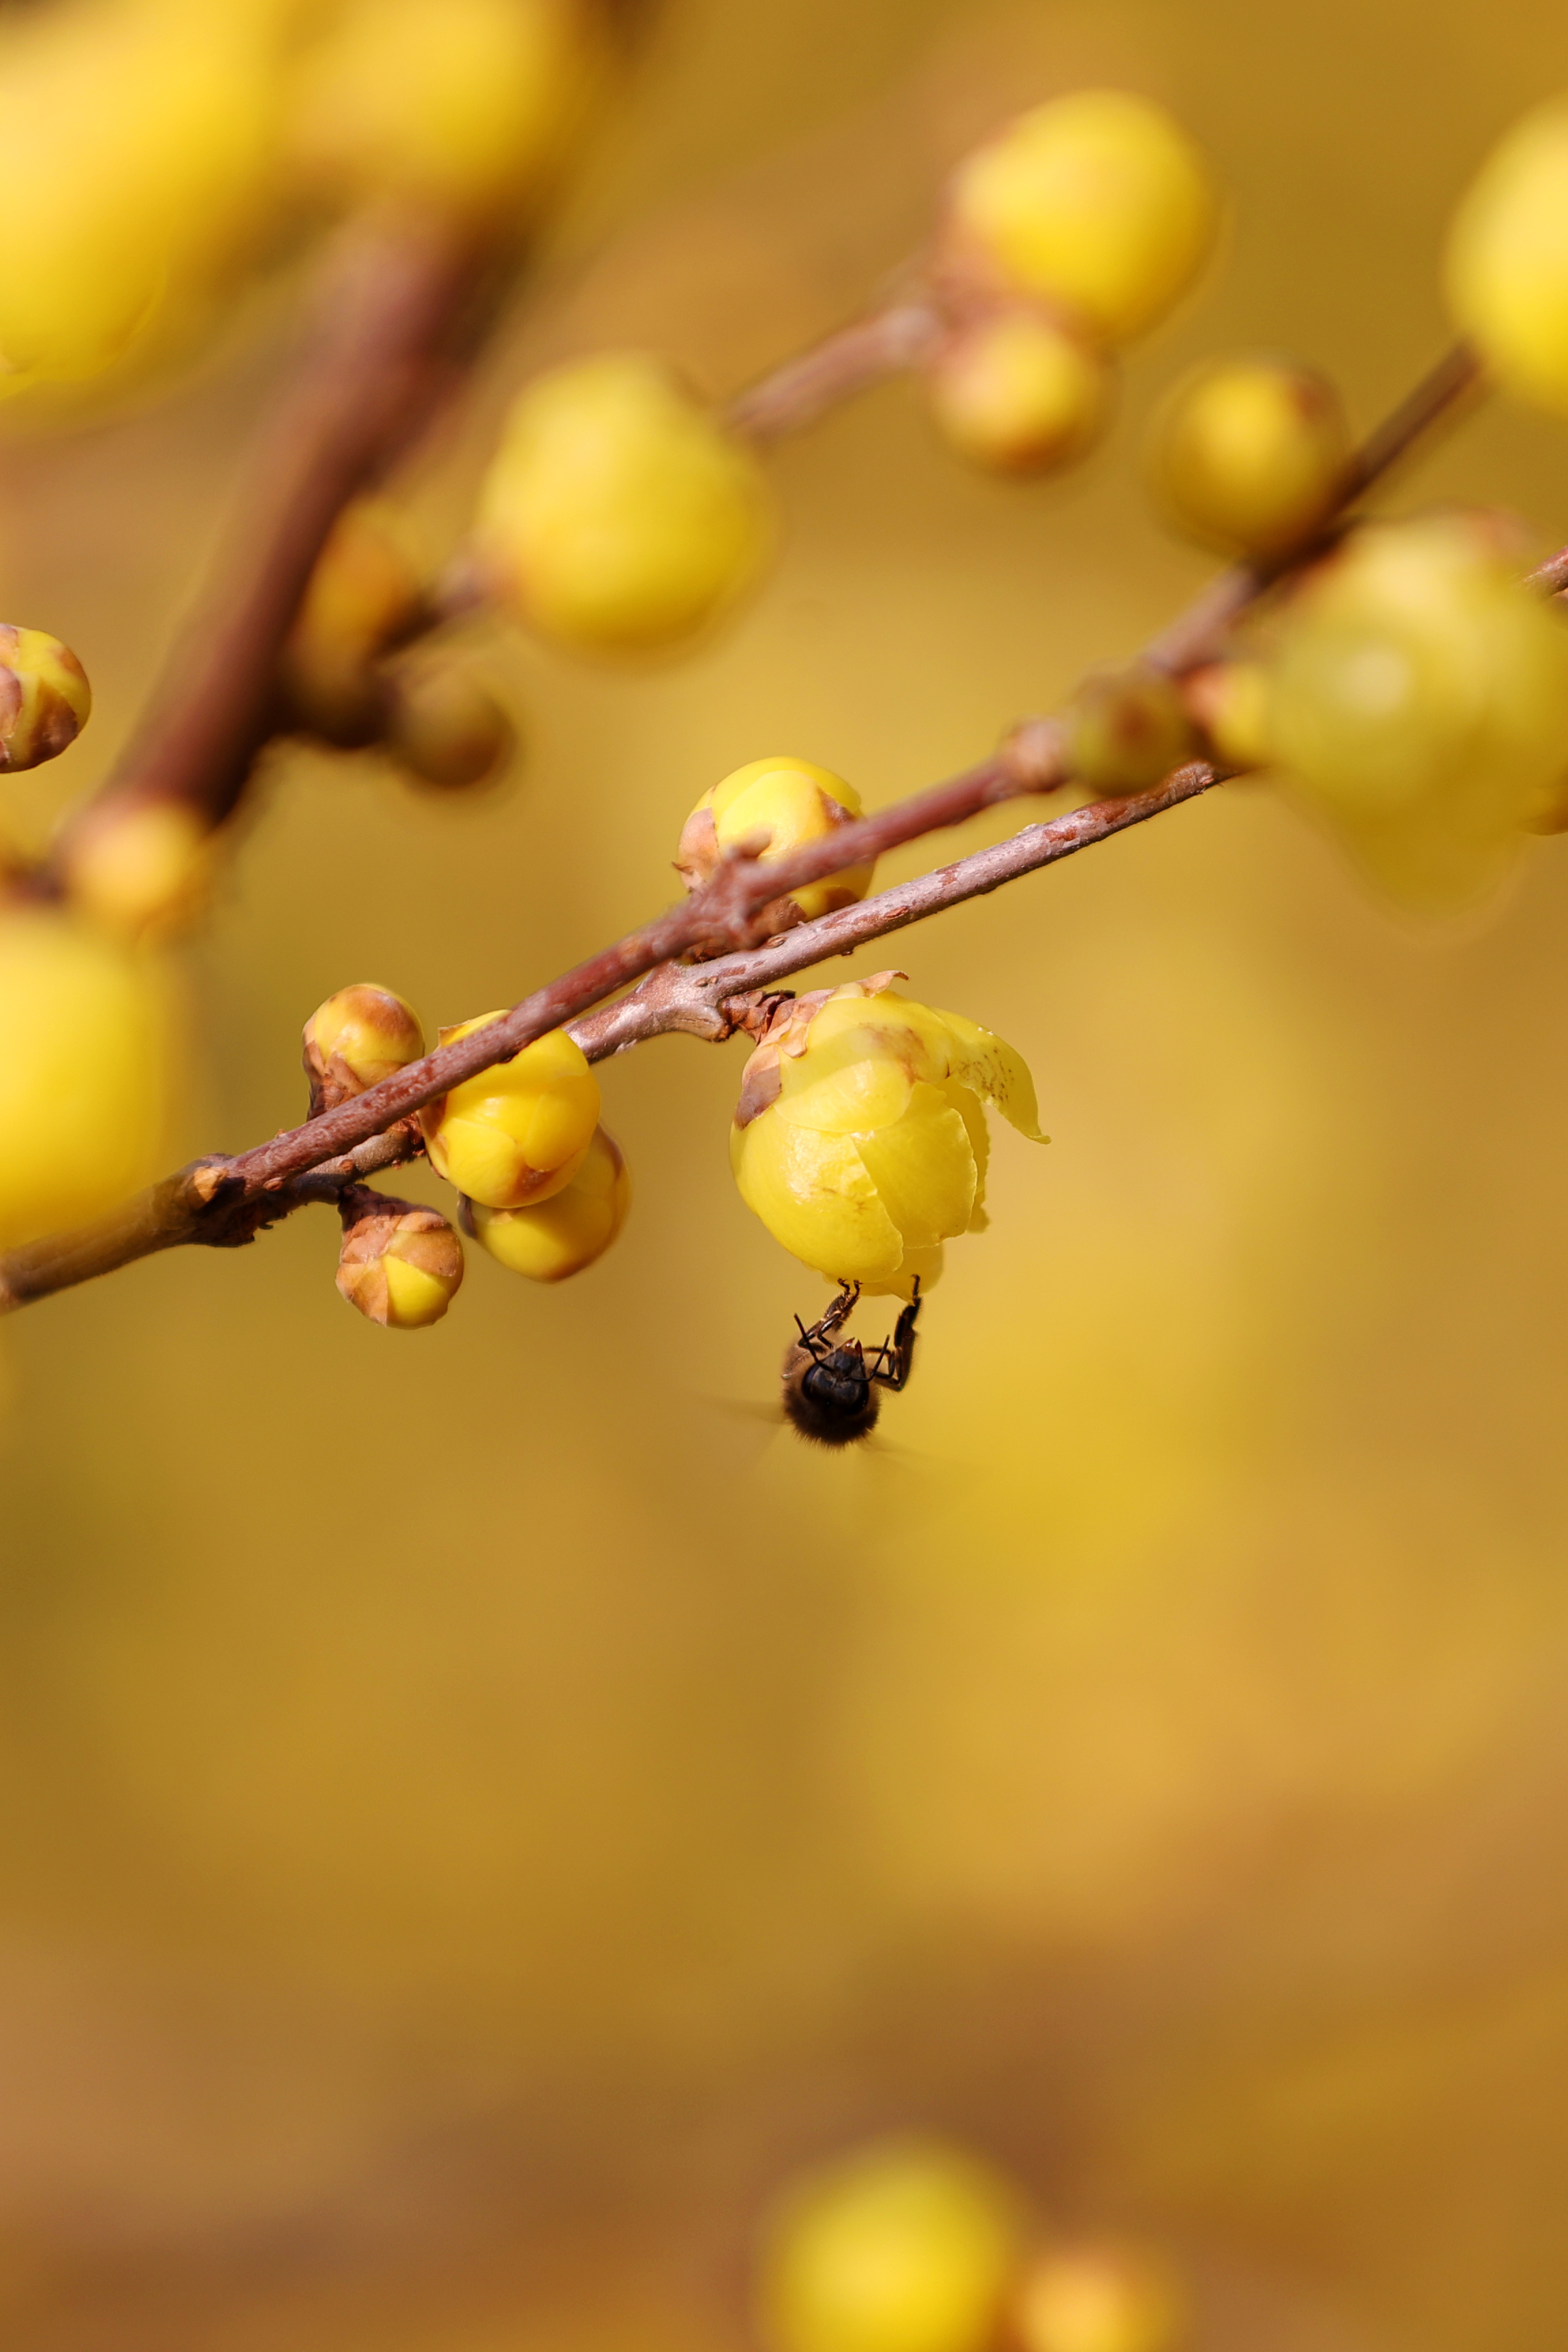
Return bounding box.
[858,1242,945,1302]
[933,1007,1046,1140]
[943,1080,992,1229]
[777,1044,914,1135]
[732,1105,904,1281]
[852,1083,977,1249]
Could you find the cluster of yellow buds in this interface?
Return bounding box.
[300,981,630,1328]
[284,505,514,793]
[924,92,1219,476]
[757,2137,1182,2352]
[729,975,1044,1299]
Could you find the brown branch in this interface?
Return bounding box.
[572,764,1224,1059]
[725,297,943,443]
[0,345,1518,1314]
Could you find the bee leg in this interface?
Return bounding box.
[798,1281,860,1352]
[870,1278,922,1392]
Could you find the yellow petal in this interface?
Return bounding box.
[853,1084,977,1250]
[943,1082,992,1230]
[778,1042,915,1135]
[732,1106,903,1283]
[934,1007,1046,1140]
[857,1242,945,1302]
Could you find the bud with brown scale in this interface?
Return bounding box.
[383,654,516,789]
[302,983,425,1115]
[335,1190,464,1330]
[0,625,91,771]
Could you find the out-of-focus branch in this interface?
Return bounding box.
[725,296,943,442]
[49,212,495,867]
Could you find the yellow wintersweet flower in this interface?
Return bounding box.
[420,1014,598,1210]
[468,1125,630,1281]
[676,756,875,930]
[730,976,1044,1297]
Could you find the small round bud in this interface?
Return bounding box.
[283,503,424,746]
[1013,2248,1184,2352]
[1147,354,1351,557]
[732,977,1044,1291]
[945,92,1219,346]
[926,309,1112,474]
[304,984,425,1114]
[467,1125,630,1281]
[63,800,210,939]
[676,756,873,931]
[0,907,169,1249]
[383,656,516,790]
[473,354,772,653]
[1064,666,1197,795]
[420,1015,599,1210]
[1447,99,1568,414]
[336,1195,464,1330]
[1268,512,1568,906]
[757,2138,1026,2352]
[1182,659,1274,772]
[0,626,91,771]
[289,0,597,224]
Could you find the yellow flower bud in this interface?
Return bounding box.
[62,800,210,940]
[467,1124,629,1281]
[1182,659,1274,772]
[1447,98,1568,415]
[757,2138,1026,2352]
[384,656,516,789]
[1147,354,1351,557]
[473,354,772,653]
[420,1014,598,1210]
[1065,666,1197,795]
[288,0,597,223]
[336,1195,464,1330]
[283,503,425,746]
[1268,512,1568,907]
[1014,2248,1183,2352]
[303,984,425,1114]
[0,907,168,1249]
[730,976,1044,1291]
[0,627,91,772]
[926,309,1112,474]
[946,92,1219,346]
[676,756,874,931]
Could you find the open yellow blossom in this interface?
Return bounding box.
[730,976,1044,1297]
[420,1014,598,1210]
[676,756,874,930]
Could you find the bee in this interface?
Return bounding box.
[781,1279,921,1447]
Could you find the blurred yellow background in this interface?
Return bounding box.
[5,1,1568,2345]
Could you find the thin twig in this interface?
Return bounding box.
[725,298,943,443]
